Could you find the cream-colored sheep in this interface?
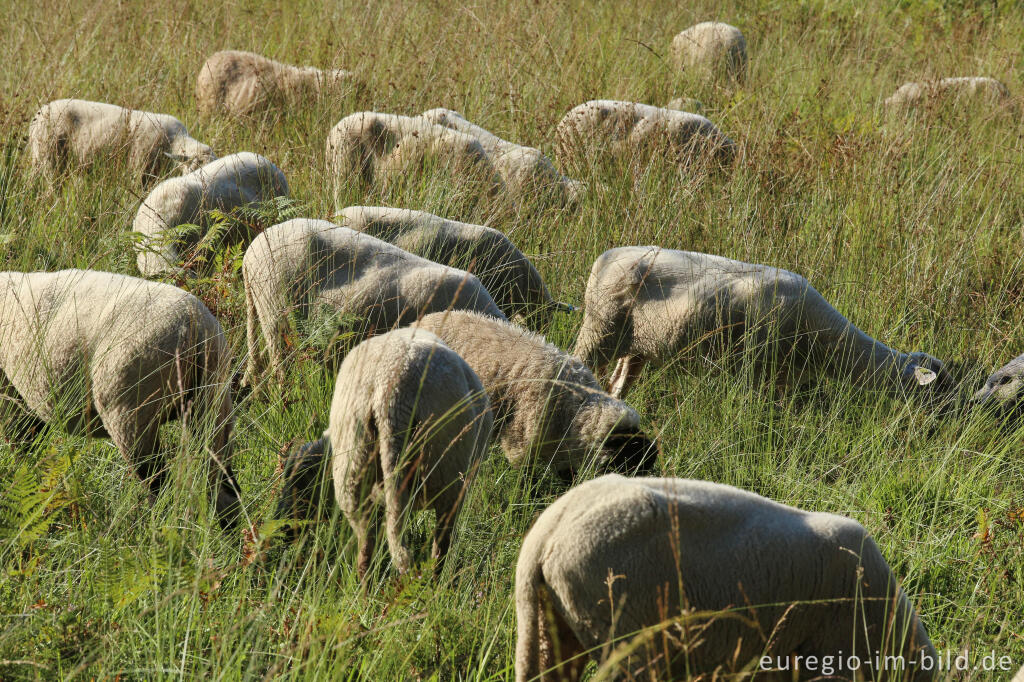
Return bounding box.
[336,206,567,328]
[132,152,289,277]
[574,246,953,400]
[276,328,492,577]
[196,50,357,117]
[1012,664,1024,682]
[411,311,656,476]
[420,108,585,207]
[971,351,1024,418]
[27,99,215,180]
[0,269,240,527]
[670,21,748,79]
[515,474,937,681]
[665,96,704,113]
[241,218,505,387]
[884,77,1009,110]
[324,111,504,208]
[555,100,735,168]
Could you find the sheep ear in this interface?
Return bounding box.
[914,366,938,386]
[163,152,188,162]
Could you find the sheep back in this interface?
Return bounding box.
[515,474,935,681]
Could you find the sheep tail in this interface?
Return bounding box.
[514,540,546,682]
[242,277,261,388]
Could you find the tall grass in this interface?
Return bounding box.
[1,0,1023,678]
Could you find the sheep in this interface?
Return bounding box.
[410,310,657,477]
[275,328,492,577]
[335,205,567,329]
[665,96,704,113]
[324,112,504,208]
[971,351,1024,419]
[241,218,505,387]
[670,21,748,79]
[0,269,240,527]
[573,246,953,400]
[555,100,735,169]
[1013,664,1024,682]
[884,77,1009,110]
[515,474,937,681]
[27,99,215,180]
[420,108,585,207]
[196,50,358,117]
[132,152,289,277]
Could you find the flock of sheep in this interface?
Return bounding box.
[10,19,1023,681]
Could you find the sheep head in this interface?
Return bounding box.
[165,140,217,174]
[570,393,659,476]
[972,353,1024,418]
[275,436,332,538]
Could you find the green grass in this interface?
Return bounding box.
[2,0,1023,678]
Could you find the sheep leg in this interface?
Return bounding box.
[608,356,645,399]
[354,505,381,581]
[381,459,414,575]
[104,407,166,503]
[537,585,587,682]
[207,389,241,529]
[430,483,467,577]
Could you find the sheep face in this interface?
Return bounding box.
[165,142,217,174]
[275,437,332,535]
[569,394,658,476]
[972,355,1024,418]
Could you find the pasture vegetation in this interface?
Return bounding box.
[1,0,1023,679]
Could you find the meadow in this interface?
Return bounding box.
[1,0,1023,678]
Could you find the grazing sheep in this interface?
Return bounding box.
[884,77,1009,110]
[241,218,505,386]
[27,99,215,179]
[420,108,585,207]
[971,351,1024,418]
[0,269,240,527]
[555,100,735,169]
[1012,664,1024,682]
[336,205,565,328]
[573,246,952,400]
[196,50,358,117]
[670,21,748,79]
[515,474,937,681]
[132,152,289,277]
[325,112,504,207]
[276,328,492,577]
[410,311,656,476]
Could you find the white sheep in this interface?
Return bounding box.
[555,100,735,169]
[515,474,937,681]
[27,99,216,180]
[132,152,289,277]
[665,96,704,113]
[971,351,1024,418]
[884,77,1009,110]
[324,111,504,208]
[241,218,505,387]
[410,311,657,476]
[670,21,748,79]
[420,108,585,207]
[573,246,952,399]
[196,50,358,117]
[275,328,492,577]
[0,269,240,527]
[1012,664,1024,682]
[336,205,567,328]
